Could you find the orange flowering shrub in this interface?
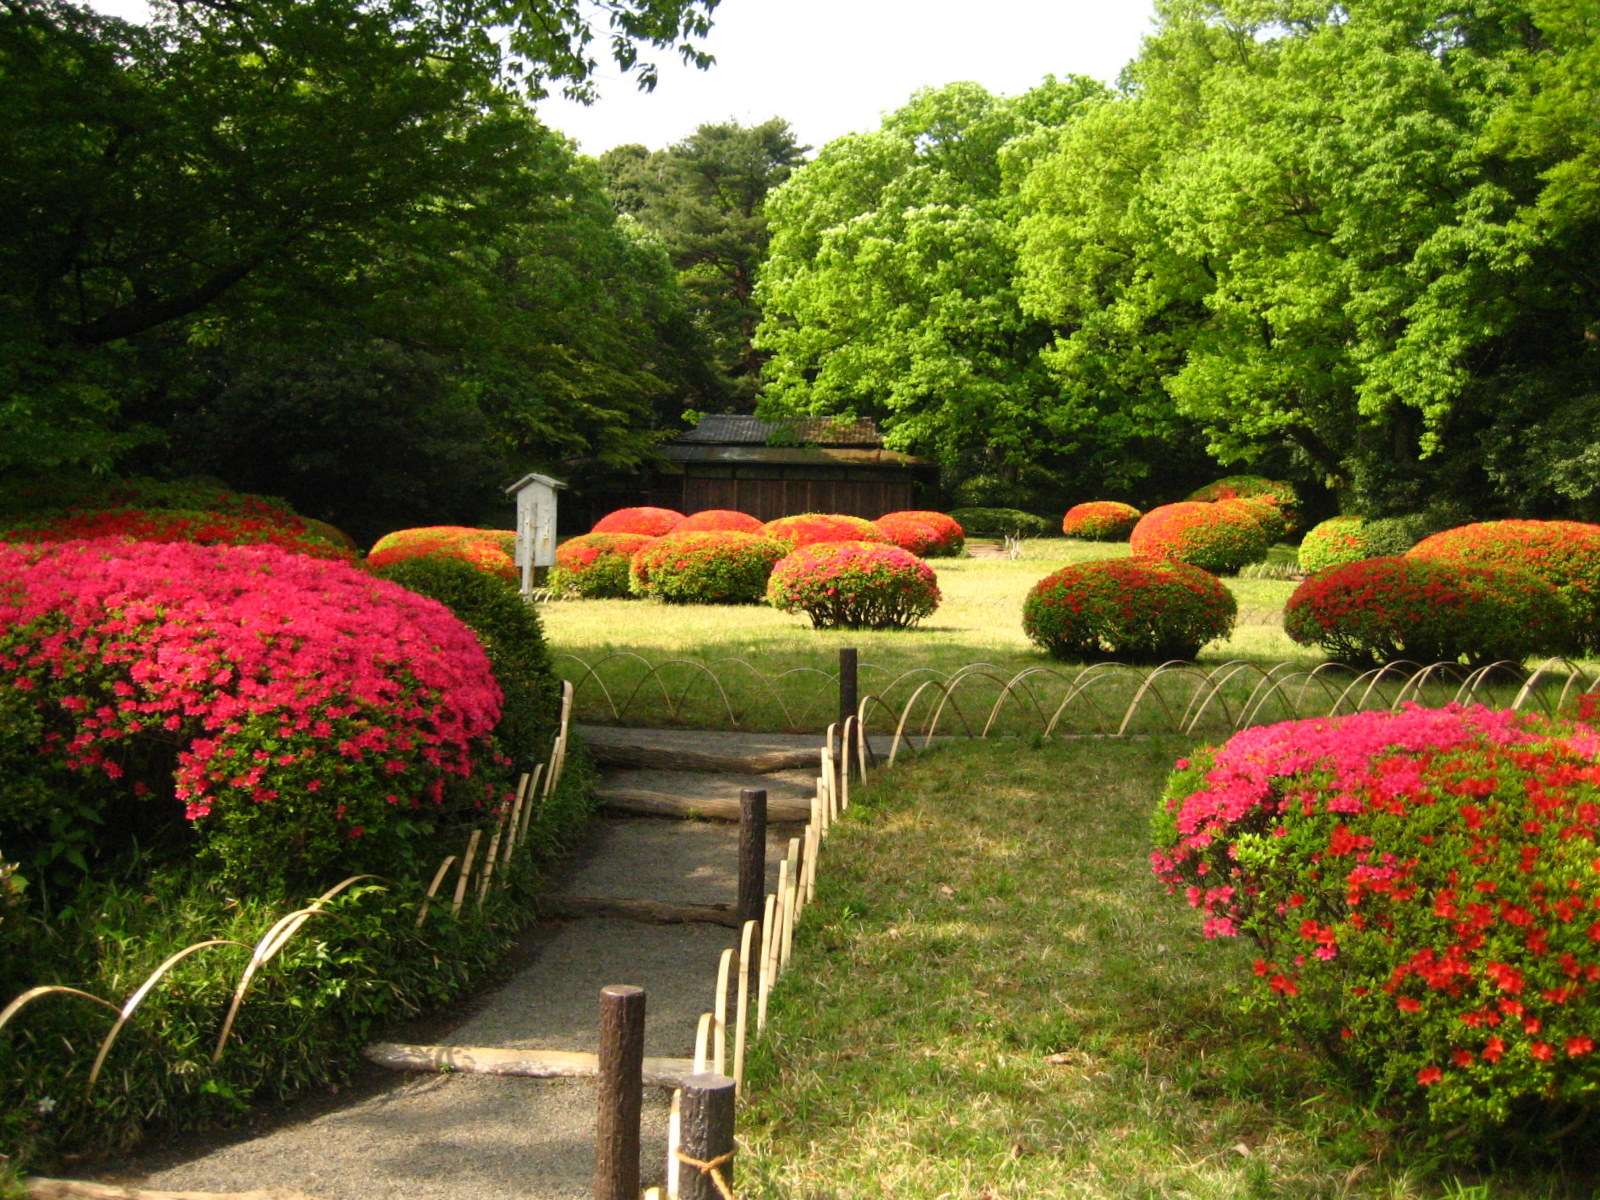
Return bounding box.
[1218,496,1288,543]
[1153,705,1600,1138]
[629,531,787,604]
[1061,501,1141,541]
[767,541,940,629]
[676,509,764,534]
[1023,559,1235,662]
[1408,521,1600,653]
[1188,475,1301,531]
[762,513,891,551]
[592,506,684,536]
[367,527,517,581]
[1130,502,1272,574]
[550,532,656,598]
[874,510,964,557]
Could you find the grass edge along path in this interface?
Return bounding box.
[735,739,1593,1199]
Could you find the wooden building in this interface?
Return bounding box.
[644,415,934,522]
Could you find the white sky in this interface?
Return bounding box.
[84,0,1160,155]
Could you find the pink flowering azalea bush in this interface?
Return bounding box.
[1152,705,1600,1137]
[767,541,940,629]
[0,541,505,887]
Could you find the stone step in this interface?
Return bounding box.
[578,724,823,774]
[551,818,790,910]
[594,768,816,822]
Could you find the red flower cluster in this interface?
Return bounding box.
[1022,559,1235,662]
[1299,515,1373,575]
[550,532,656,598]
[630,531,788,604]
[367,527,518,581]
[1187,475,1301,531]
[1129,501,1272,574]
[2,506,352,561]
[592,507,685,537]
[1409,521,1600,654]
[1152,705,1600,1133]
[676,509,764,534]
[1060,501,1141,541]
[762,513,890,551]
[767,541,940,629]
[0,541,503,884]
[1283,556,1574,665]
[873,511,965,557]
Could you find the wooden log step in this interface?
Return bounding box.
[27,1182,321,1200]
[363,1042,693,1088]
[578,725,822,774]
[595,768,814,822]
[542,895,739,928]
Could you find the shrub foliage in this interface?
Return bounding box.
[874,510,965,557]
[1061,501,1141,541]
[1152,705,1600,1139]
[948,507,1052,538]
[1408,520,1600,653]
[1130,501,1272,574]
[1022,559,1236,662]
[761,512,890,550]
[367,526,518,581]
[767,541,940,629]
[550,532,656,598]
[1284,556,1575,666]
[591,506,685,536]
[1,506,353,561]
[629,531,788,604]
[1298,515,1372,575]
[1187,475,1301,530]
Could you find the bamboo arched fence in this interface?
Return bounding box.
[0,684,576,1099]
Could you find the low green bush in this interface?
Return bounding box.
[630,531,788,604]
[1022,559,1235,662]
[1283,556,1574,665]
[948,507,1053,538]
[1298,515,1373,575]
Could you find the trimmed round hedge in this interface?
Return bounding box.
[767,541,940,629]
[550,532,656,598]
[1218,496,1288,543]
[1188,475,1301,531]
[949,507,1052,538]
[1408,520,1600,653]
[1061,501,1141,541]
[762,513,890,551]
[1022,559,1236,662]
[875,510,964,557]
[1298,515,1372,575]
[1130,501,1271,574]
[629,531,787,604]
[592,506,684,536]
[1152,705,1600,1140]
[367,526,517,580]
[1284,556,1574,666]
[676,509,764,534]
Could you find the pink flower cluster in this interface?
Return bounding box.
[0,540,502,875]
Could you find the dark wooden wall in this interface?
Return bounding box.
[678,474,914,522]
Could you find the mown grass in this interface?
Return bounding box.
[737,741,1598,1198]
[540,540,1585,733]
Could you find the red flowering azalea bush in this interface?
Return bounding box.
[1,506,353,561]
[592,506,684,536]
[676,509,764,534]
[1188,475,1301,531]
[1151,705,1600,1137]
[1299,515,1374,575]
[1284,557,1575,666]
[630,531,788,604]
[1408,521,1600,654]
[1061,501,1141,541]
[550,532,656,598]
[762,513,891,551]
[767,541,940,629]
[0,541,505,888]
[1130,501,1272,574]
[367,526,518,582]
[1022,560,1236,662]
[874,510,965,557]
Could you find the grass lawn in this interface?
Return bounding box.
[736,740,1597,1199]
[539,540,1572,734]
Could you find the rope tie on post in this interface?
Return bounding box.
[673,1149,736,1200]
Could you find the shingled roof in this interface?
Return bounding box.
[673,414,885,448]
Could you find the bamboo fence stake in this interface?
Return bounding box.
[693,1012,711,1073]
[518,763,545,846]
[451,829,482,918]
[712,949,732,1077]
[476,809,507,907]
[414,855,457,928]
[757,893,776,1033]
[542,736,562,799]
[733,920,755,1092]
[666,1088,682,1199]
[501,773,529,865]
[774,861,791,978]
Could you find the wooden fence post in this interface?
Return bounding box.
[676,1072,736,1200]
[594,984,645,1200]
[838,647,858,780]
[737,788,767,927]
